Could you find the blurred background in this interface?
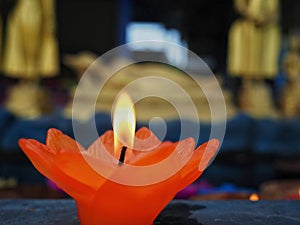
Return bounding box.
[0,0,300,200]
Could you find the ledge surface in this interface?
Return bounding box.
[0,199,299,225]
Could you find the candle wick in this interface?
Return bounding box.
[118,146,127,166]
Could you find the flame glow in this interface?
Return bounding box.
[113,92,136,155]
[249,193,259,201]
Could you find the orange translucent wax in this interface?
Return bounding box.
[19,127,219,225]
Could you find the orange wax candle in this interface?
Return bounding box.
[18,93,219,225]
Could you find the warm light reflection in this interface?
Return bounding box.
[249,193,259,201]
[113,92,136,155]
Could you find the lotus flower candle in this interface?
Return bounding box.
[18,93,219,225]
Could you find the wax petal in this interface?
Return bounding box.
[134,127,161,151]
[198,139,219,171]
[173,137,195,165]
[129,141,174,166]
[19,138,56,181]
[87,131,114,160]
[135,126,155,139]
[98,130,114,154]
[56,153,105,186]
[19,139,102,203]
[46,128,84,153]
[177,139,219,190]
[130,137,194,169]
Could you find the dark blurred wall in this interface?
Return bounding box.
[185,0,234,74]
[56,0,118,55]
[54,0,300,73]
[280,0,300,34]
[132,0,234,73]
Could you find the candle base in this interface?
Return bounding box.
[76,201,159,225]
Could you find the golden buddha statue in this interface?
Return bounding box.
[1,0,59,119]
[227,0,280,118]
[280,34,300,118]
[63,54,235,123]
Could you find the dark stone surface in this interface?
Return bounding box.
[0,199,299,225]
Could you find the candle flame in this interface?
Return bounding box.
[249,193,259,201]
[113,92,136,155]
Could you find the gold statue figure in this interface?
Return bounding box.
[280,34,300,118]
[227,0,281,118]
[1,0,59,119]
